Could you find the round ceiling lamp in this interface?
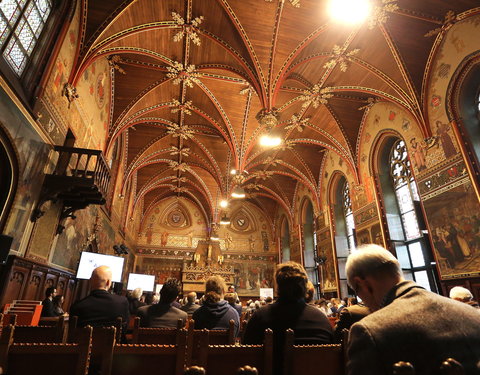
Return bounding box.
[220,214,231,225]
[231,186,246,199]
[259,134,282,147]
[328,0,371,24]
[220,199,229,208]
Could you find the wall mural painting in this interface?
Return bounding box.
[423,180,480,279]
[0,88,51,252]
[231,261,274,297]
[317,231,337,293]
[356,229,371,246]
[371,223,383,246]
[135,257,183,284]
[51,206,96,271]
[96,214,115,254]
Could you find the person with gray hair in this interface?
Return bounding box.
[449,286,479,308]
[345,244,480,375]
[181,291,200,314]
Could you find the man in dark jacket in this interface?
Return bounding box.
[192,275,240,336]
[346,244,480,375]
[41,287,57,317]
[243,261,333,375]
[70,266,129,334]
[181,292,200,315]
[137,278,187,327]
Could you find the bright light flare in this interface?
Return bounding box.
[259,135,282,147]
[328,0,371,25]
[220,200,229,208]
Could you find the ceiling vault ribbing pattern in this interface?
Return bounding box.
[65,0,480,225]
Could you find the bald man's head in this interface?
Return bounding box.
[90,265,113,291]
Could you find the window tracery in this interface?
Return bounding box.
[0,0,52,75]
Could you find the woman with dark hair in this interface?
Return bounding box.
[52,295,66,316]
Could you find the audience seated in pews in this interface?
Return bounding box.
[243,261,333,375]
[192,276,240,336]
[70,265,130,338]
[41,287,57,317]
[127,287,146,315]
[449,286,480,308]
[224,292,243,317]
[181,292,200,315]
[137,278,187,328]
[345,244,480,375]
[333,297,370,343]
[52,295,66,316]
[316,298,333,316]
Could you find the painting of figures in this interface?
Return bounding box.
[231,261,274,297]
[51,206,95,271]
[135,257,183,284]
[317,236,337,293]
[423,181,480,279]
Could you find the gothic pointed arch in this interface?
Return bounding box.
[159,199,192,229]
[0,124,18,232]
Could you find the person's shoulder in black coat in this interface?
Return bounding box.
[70,289,130,328]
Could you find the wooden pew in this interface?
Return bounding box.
[68,317,116,375]
[111,328,188,375]
[68,315,123,343]
[132,316,184,344]
[283,329,344,375]
[195,329,273,375]
[11,315,65,343]
[187,318,236,365]
[0,324,92,375]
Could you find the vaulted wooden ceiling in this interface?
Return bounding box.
[70,0,480,225]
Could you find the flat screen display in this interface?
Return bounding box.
[127,273,155,292]
[76,252,125,282]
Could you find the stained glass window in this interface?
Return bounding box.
[388,139,436,292]
[390,139,421,241]
[342,182,355,250]
[0,0,52,75]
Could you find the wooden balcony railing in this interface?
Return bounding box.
[51,145,111,199]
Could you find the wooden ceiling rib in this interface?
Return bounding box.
[73,0,480,224]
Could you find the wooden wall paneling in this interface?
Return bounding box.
[1,265,29,307]
[43,273,58,299]
[0,256,76,310]
[57,276,67,297]
[22,270,45,301]
[63,278,76,311]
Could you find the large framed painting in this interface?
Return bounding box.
[231,261,274,297]
[423,180,480,279]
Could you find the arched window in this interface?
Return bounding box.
[343,182,355,251]
[0,128,18,231]
[476,88,480,120]
[382,138,438,291]
[0,0,53,75]
[332,176,356,297]
[0,0,72,103]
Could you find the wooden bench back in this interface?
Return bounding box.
[11,315,65,343]
[111,328,188,375]
[132,316,184,344]
[68,318,116,375]
[283,329,344,375]
[187,318,236,365]
[68,315,123,343]
[0,324,92,375]
[196,328,273,375]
